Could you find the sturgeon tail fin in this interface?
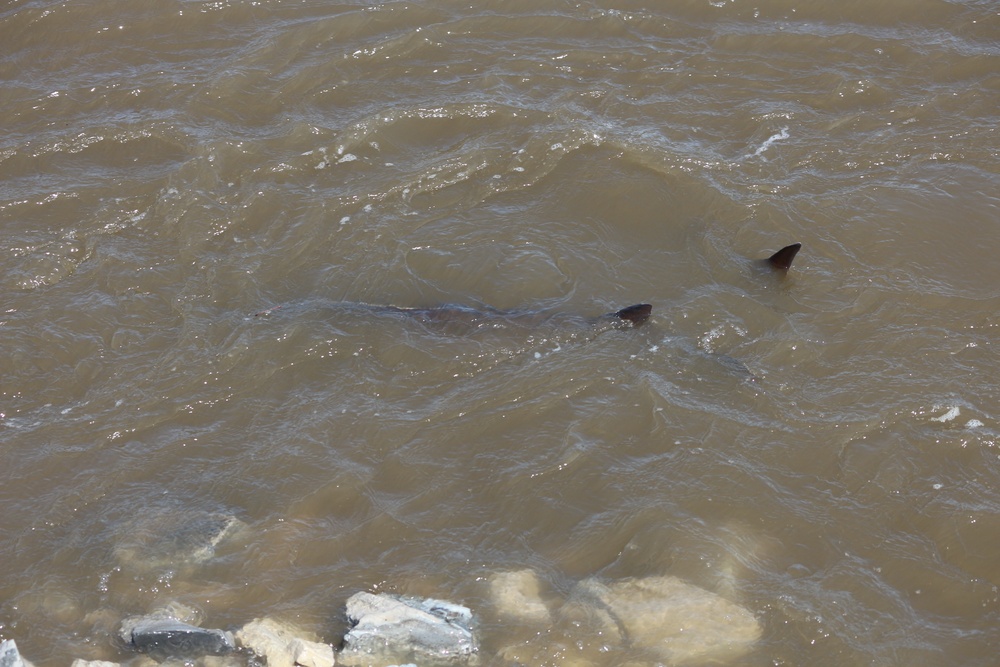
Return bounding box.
[765,243,801,271]
[614,303,652,327]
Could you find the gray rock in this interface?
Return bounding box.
[236,617,334,667]
[562,575,761,664]
[339,592,477,666]
[0,640,35,667]
[128,619,235,659]
[120,606,235,660]
[70,661,120,667]
[119,602,198,644]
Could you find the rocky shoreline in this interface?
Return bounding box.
[2,512,761,666]
[1,568,761,667]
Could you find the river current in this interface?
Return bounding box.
[2,1,999,665]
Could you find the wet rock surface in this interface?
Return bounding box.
[235,617,334,667]
[487,570,552,626]
[4,571,760,666]
[339,592,477,666]
[120,603,235,661]
[0,640,34,667]
[563,575,761,664]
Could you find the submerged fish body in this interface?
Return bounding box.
[253,245,798,339]
[255,301,652,337]
[367,302,652,332]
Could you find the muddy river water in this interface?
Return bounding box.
[2,1,999,665]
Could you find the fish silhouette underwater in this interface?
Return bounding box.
[253,243,801,336]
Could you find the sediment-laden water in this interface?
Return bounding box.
[2,1,999,665]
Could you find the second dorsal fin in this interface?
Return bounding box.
[614,303,652,327]
[766,243,801,271]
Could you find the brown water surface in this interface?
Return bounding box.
[2,1,999,665]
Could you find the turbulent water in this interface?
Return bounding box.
[2,0,999,665]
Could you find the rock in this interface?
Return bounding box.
[487,570,552,625]
[159,657,245,667]
[291,638,336,667]
[236,617,334,667]
[125,657,160,667]
[0,640,35,667]
[119,602,197,645]
[562,575,761,664]
[339,592,477,666]
[495,635,599,667]
[120,605,235,660]
[126,619,235,659]
[147,601,204,626]
[70,661,120,667]
[113,511,247,572]
[82,608,125,637]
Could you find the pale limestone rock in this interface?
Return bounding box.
[236,617,334,667]
[290,638,335,667]
[125,657,159,667]
[563,575,760,664]
[488,570,552,625]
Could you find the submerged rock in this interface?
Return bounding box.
[70,661,120,667]
[339,592,477,666]
[562,575,761,664]
[236,617,334,667]
[120,603,235,660]
[152,657,244,667]
[0,640,35,667]
[113,511,247,572]
[487,570,552,625]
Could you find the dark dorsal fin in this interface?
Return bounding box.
[614,303,652,327]
[766,243,801,271]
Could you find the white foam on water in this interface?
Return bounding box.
[931,406,960,422]
[747,126,790,159]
